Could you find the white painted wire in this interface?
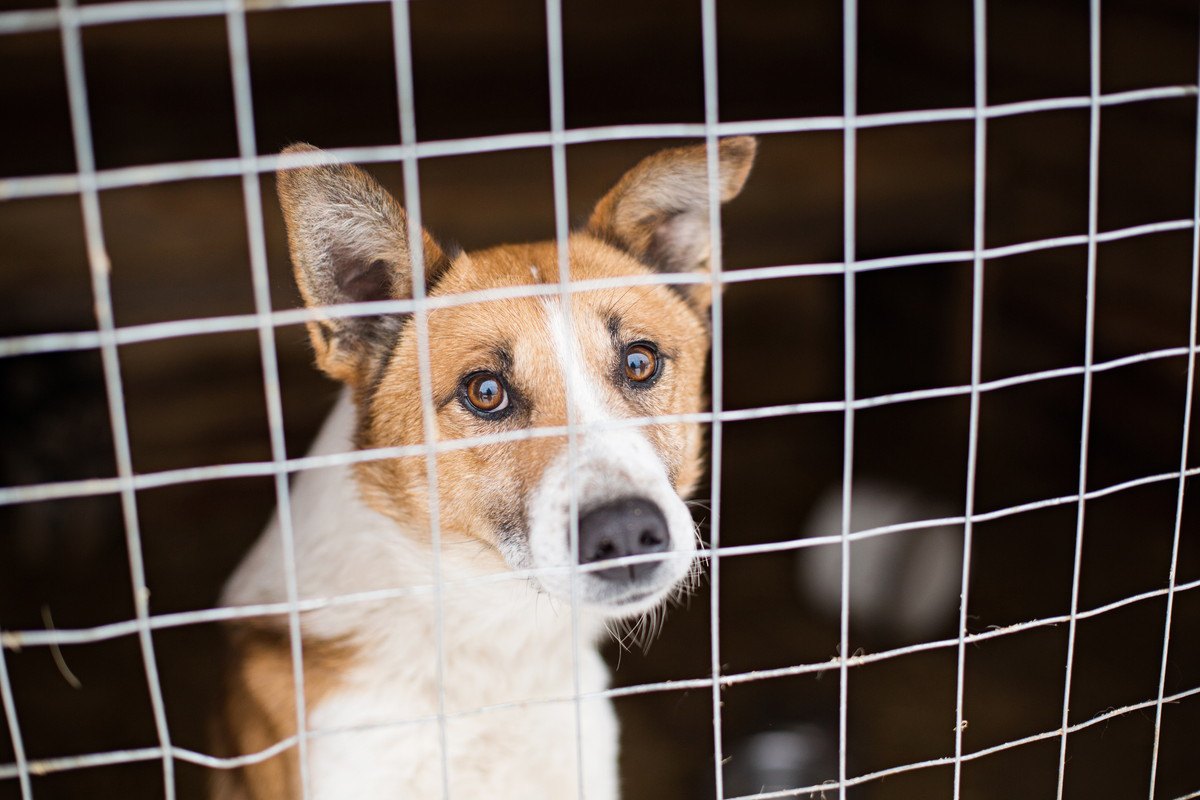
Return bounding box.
[5,474,1200,656]
[1,343,1195,511]
[7,680,1197,797]
[3,214,1194,363]
[1056,2,1102,796]
[0,645,31,798]
[723,684,1200,800]
[2,1,1198,797]
[1147,26,1200,800]
[540,0,589,796]
[3,621,1200,793]
[222,0,313,794]
[55,0,176,796]
[1,85,1194,203]
[953,1,987,795]
[4,621,1200,781]
[389,0,452,795]
[838,1,858,797]
[699,0,729,798]
[3,496,1198,665]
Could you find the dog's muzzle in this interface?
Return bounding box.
[576,496,669,586]
[522,439,696,613]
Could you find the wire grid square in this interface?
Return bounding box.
[0,0,1197,799]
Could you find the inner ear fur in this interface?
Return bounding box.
[276,143,449,385]
[587,136,757,308]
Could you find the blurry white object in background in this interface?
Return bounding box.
[796,480,963,642]
[724,724,837,797]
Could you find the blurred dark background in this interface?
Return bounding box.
[2,0,1199,798]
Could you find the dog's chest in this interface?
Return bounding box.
[307,593,619,799]
[222,394,621,797]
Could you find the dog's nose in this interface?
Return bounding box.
[577,497,670,583]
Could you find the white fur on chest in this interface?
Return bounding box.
[222,392,619,799]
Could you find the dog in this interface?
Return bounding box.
[213,135,756,799]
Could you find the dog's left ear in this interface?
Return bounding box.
[276,143,449,386]
[587,136,756,311]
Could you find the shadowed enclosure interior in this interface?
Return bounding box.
[1,0,1199,798]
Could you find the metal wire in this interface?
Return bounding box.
[1,1,1197,798]
[0,345,1195,514]
[1147,27,1200,800]
[389,0,453,794]
[6,681,1199,798]
[700,0,730,796]
[952,0,987,794]
[541,0,590,795]
[2,216,1192,363]
[837,1,858,797]
[1,84,1194,203]
[1055,3,1102,795]
[0,643,31,798]
[222,0,314,795]
[55,0,176,795]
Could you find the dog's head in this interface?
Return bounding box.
[277,138,755,619]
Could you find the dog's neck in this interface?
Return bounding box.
[223,390,609,655]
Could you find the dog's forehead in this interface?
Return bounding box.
[378,233,710,416]
[426,234,701,334]
[433,235,638,293]
[417,286,620,386]
[420,235,667,340]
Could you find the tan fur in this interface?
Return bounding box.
[211,626,356,800]
[357,234,713,550]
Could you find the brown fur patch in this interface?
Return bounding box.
[210,624,357,800]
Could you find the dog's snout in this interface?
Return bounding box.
[577,497,669,583]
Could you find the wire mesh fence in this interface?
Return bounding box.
[0,0,1197,799]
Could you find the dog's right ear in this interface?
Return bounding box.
[276,144,448,386]
[587,136,756,313]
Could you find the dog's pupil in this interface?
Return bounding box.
[626,349,653,380]
[475,378,499,406]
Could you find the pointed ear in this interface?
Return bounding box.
[276,143,448,386]
[587,136,756,310]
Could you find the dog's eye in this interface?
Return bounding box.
[463,372,509,414]
[623,343,659,384]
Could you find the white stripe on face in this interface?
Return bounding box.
[527,297,697,614]
[541,297,613,426]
